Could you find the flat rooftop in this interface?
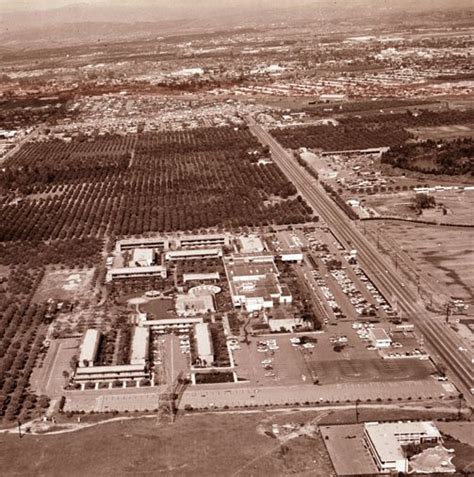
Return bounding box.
[320,424,379,476]
[79,329,101,365]
[226,260,278,280]
[365,421,441,464]
[239,236,265,254]
[370,328,391,341]
[195,322,213,358]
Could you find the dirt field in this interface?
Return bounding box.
[408,123,474,140]
[0,413,335,477]
[380,223,474,304]
[33,268,95,303]
[365,188,474,225]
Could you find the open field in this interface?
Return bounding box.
[0,413,335,477]
[379,222,474,304]
[364,188,474,225]
[408,123,474,141]
[33,269,95,303]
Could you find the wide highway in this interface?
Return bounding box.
[248,117,473,403]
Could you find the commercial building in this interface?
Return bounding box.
[224,255,292,313]
[195,323,214,365]
[177,234,229,249]
[79,329,101,367]
[270,232,304,263]
[130,327,149,366]
[165,248,222,261]
[267,307,301,332]
[364,421,441,473]
[369,327,392,348]
[106,265,167,281]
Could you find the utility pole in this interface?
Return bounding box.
[446,302,452,324]
[458,394,464,420]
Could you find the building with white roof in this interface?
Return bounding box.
[79,329,101,367]
[183,272,220,283]
[369,328,392,348]
[176,294,215,317]
[130,327,149,366]
[177,234,229,249]
[239,236,265,254]
[106,265,167,281]
[165,248,222,261]
[195,322,214,365]
[132,248,155,267]
[364,421,441,473]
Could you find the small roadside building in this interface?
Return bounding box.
[369,327,392,348]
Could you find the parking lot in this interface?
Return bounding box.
[179,377,453,409]
[233,335,310,386]
[309,358,434,385]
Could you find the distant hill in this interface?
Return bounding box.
[1,0,472,48]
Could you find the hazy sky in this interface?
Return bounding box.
[2,0,97,10]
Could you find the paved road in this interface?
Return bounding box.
[247,117,473,405]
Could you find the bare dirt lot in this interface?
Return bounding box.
[33,268,95,303]
[365,188,474,225]
[408,123,474,141]
[379,222,474,304]
[0,413,335,477]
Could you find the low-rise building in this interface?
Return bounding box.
[130,327,149,366]
[118,236,169,251]
[369,327,392,348]
[176,294,215,317]
[106,265,167,281]
[74,364,148,382]
[224,255,291,313]
[177,234,229,249]
[195,322,214,365]
[132,248,155,267]
[364,421,441,473]
[239,236,265,254]
[78,329,101,368]
[165,248,222,261]
[183,272,220,283]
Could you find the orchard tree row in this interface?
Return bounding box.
[0,269,50,423]
[381,138,474,176]
[271,124,412,151]
[1,126,314,243]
